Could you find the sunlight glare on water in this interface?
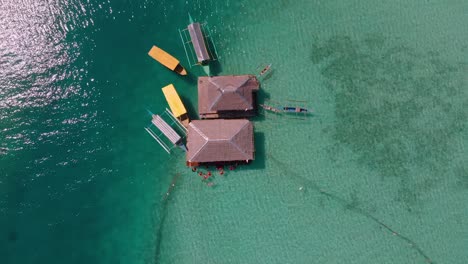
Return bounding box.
[0,0,104,156]
[0,0,96,109]
[0,0,113,206]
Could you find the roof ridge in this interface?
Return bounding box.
[208,77,222,89]
[208,90,223,110]
[234,88,250,108]
[228,121,250,160]
[229,120,249,140]
[211,88,250,110]
[191,139,209,161]
[230,139,250,160]
[190,122,209,140]
[236,75,253,88]
[189,123,209,161]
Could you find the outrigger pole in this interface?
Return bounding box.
[164,108,187,134]
[144,127,171,153]
[178,28,193,68]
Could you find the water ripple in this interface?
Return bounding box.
[0,0,103,108]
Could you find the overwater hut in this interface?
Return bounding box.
[186,119,254,166]
[198,75,260,119]
[188,22,210,64]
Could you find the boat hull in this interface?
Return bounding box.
[283,107,308,113]
[148,45,187,75]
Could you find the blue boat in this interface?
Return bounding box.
[283,106,308,113]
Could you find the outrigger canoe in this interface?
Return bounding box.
[259,104,281,113]
[260,104,309,114]
[283,106,308,113]
[148,45,187,75]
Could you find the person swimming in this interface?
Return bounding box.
[259,63,272,76]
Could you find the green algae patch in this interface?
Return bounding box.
[312,35,468,207]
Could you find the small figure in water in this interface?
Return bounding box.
[259,63,272,76]
[192,167,197,172]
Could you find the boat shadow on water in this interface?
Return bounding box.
[180,70,198,85]
[179,94,198,120]
[206,59,222,76]
[249,132,266,171]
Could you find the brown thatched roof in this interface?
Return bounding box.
[186,119,254,164]
[198,75,259,118]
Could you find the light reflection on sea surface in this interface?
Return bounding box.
[0,0,98,110]
[0,1,164,261]
[0,0,112,187]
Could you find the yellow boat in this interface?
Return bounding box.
[148,45,187,75]
[162,84,190,127]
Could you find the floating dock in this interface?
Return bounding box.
[161,84,190,127]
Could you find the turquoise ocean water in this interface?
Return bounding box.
[1,0,467,263]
